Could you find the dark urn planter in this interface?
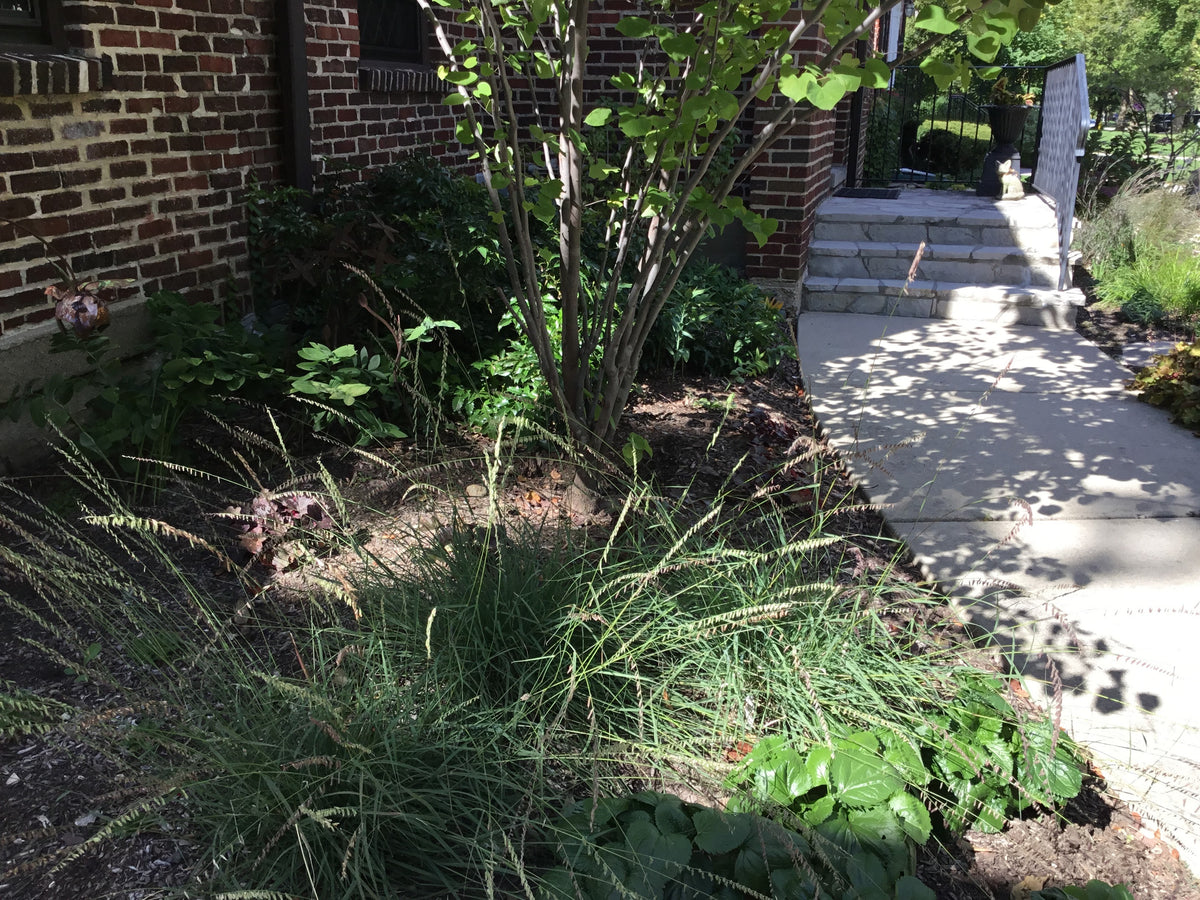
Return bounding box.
[977,105,1032,198]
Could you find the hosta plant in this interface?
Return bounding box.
[726,730,930,885]
[542,790,935,900]
[919,672,1084,834]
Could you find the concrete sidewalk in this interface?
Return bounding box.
[795,312,1200,866]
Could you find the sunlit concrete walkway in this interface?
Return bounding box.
[795,312,1200,867]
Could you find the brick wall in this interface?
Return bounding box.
[744,30,837,293]
[0,0,852,337]
[305,0,470,180]
[0,0,468,337]
[0,0,281,334]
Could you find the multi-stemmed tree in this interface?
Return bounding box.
[417,0,1059,453]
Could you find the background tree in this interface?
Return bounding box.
[1054,0,1200,121]
[418,0,1060,454]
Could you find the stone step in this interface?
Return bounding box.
[812,192,1061,251]
[807,240,1061,288]
[801,276,1085,329]
[812,215,1059,251]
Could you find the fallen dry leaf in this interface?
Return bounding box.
[724,740,754,763]
[1010,874,1046,900]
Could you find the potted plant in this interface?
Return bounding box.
[978,76,1039,198]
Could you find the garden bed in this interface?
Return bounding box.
[2,321,1198,897]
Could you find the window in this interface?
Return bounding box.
[0,0,64,49]
[358,0,424,65]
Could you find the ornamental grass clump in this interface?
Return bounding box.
[1077,169,1200,326]
[0,417,1083,897]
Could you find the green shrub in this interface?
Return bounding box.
[289,312,460,446]
[726,672,1084,844]
[918,671,1083,833]
[1129,340,1200,433]
[455,261,792,434]
[453,304,561,432]
[1093,246,1200,323]
[247,154,506,360]
[644,261,792,379]
[726,731,930,886]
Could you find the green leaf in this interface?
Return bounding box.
[967,31,1002,62]
[625,819,691,895]
[692,809,751,854]
[1016,6,1041,30]
[896,874,937,900]
[618,110,657,138]
[622,432,652,468]
[806,73,855,111]
[799,792,836,826]
[587,160,617,180]
[584,107,612,127]
[846,804,905,850]
[297,344,332,361]
[881,737,929,786]
[888,792,932,844]
[653,797,692,836]
[440,68,478,86]
[918,56,962,89]
[682,94,711,122]
[973,793,1009,833]
[733,846,771,893]
[913,5,961,35]
[806,744,832,784]
[661,33,698,58]
[861,58,893,90]
[778,70,815,102]
[830,735,904,807]
[615,15,653,38]
[610,71,636,91]
[846,848,890,897]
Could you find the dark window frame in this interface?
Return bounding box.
[0,0,66,51]
[357,0,425,67]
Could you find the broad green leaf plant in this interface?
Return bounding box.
[417,0,1059,451]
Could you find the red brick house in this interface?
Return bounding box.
[0,0,869,460]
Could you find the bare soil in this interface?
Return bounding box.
[2,285,1199,898]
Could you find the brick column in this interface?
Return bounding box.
[744,29,836,305]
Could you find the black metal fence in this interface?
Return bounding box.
[863,66,1046,188]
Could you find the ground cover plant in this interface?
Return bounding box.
[1127,338,1200,433]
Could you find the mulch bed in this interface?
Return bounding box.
[2,279,1199,898]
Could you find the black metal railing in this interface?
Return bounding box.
[862,65,1046,188]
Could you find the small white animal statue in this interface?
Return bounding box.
[998,159,1025,200]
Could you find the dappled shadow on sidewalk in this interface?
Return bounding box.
[797,312,1200,850]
